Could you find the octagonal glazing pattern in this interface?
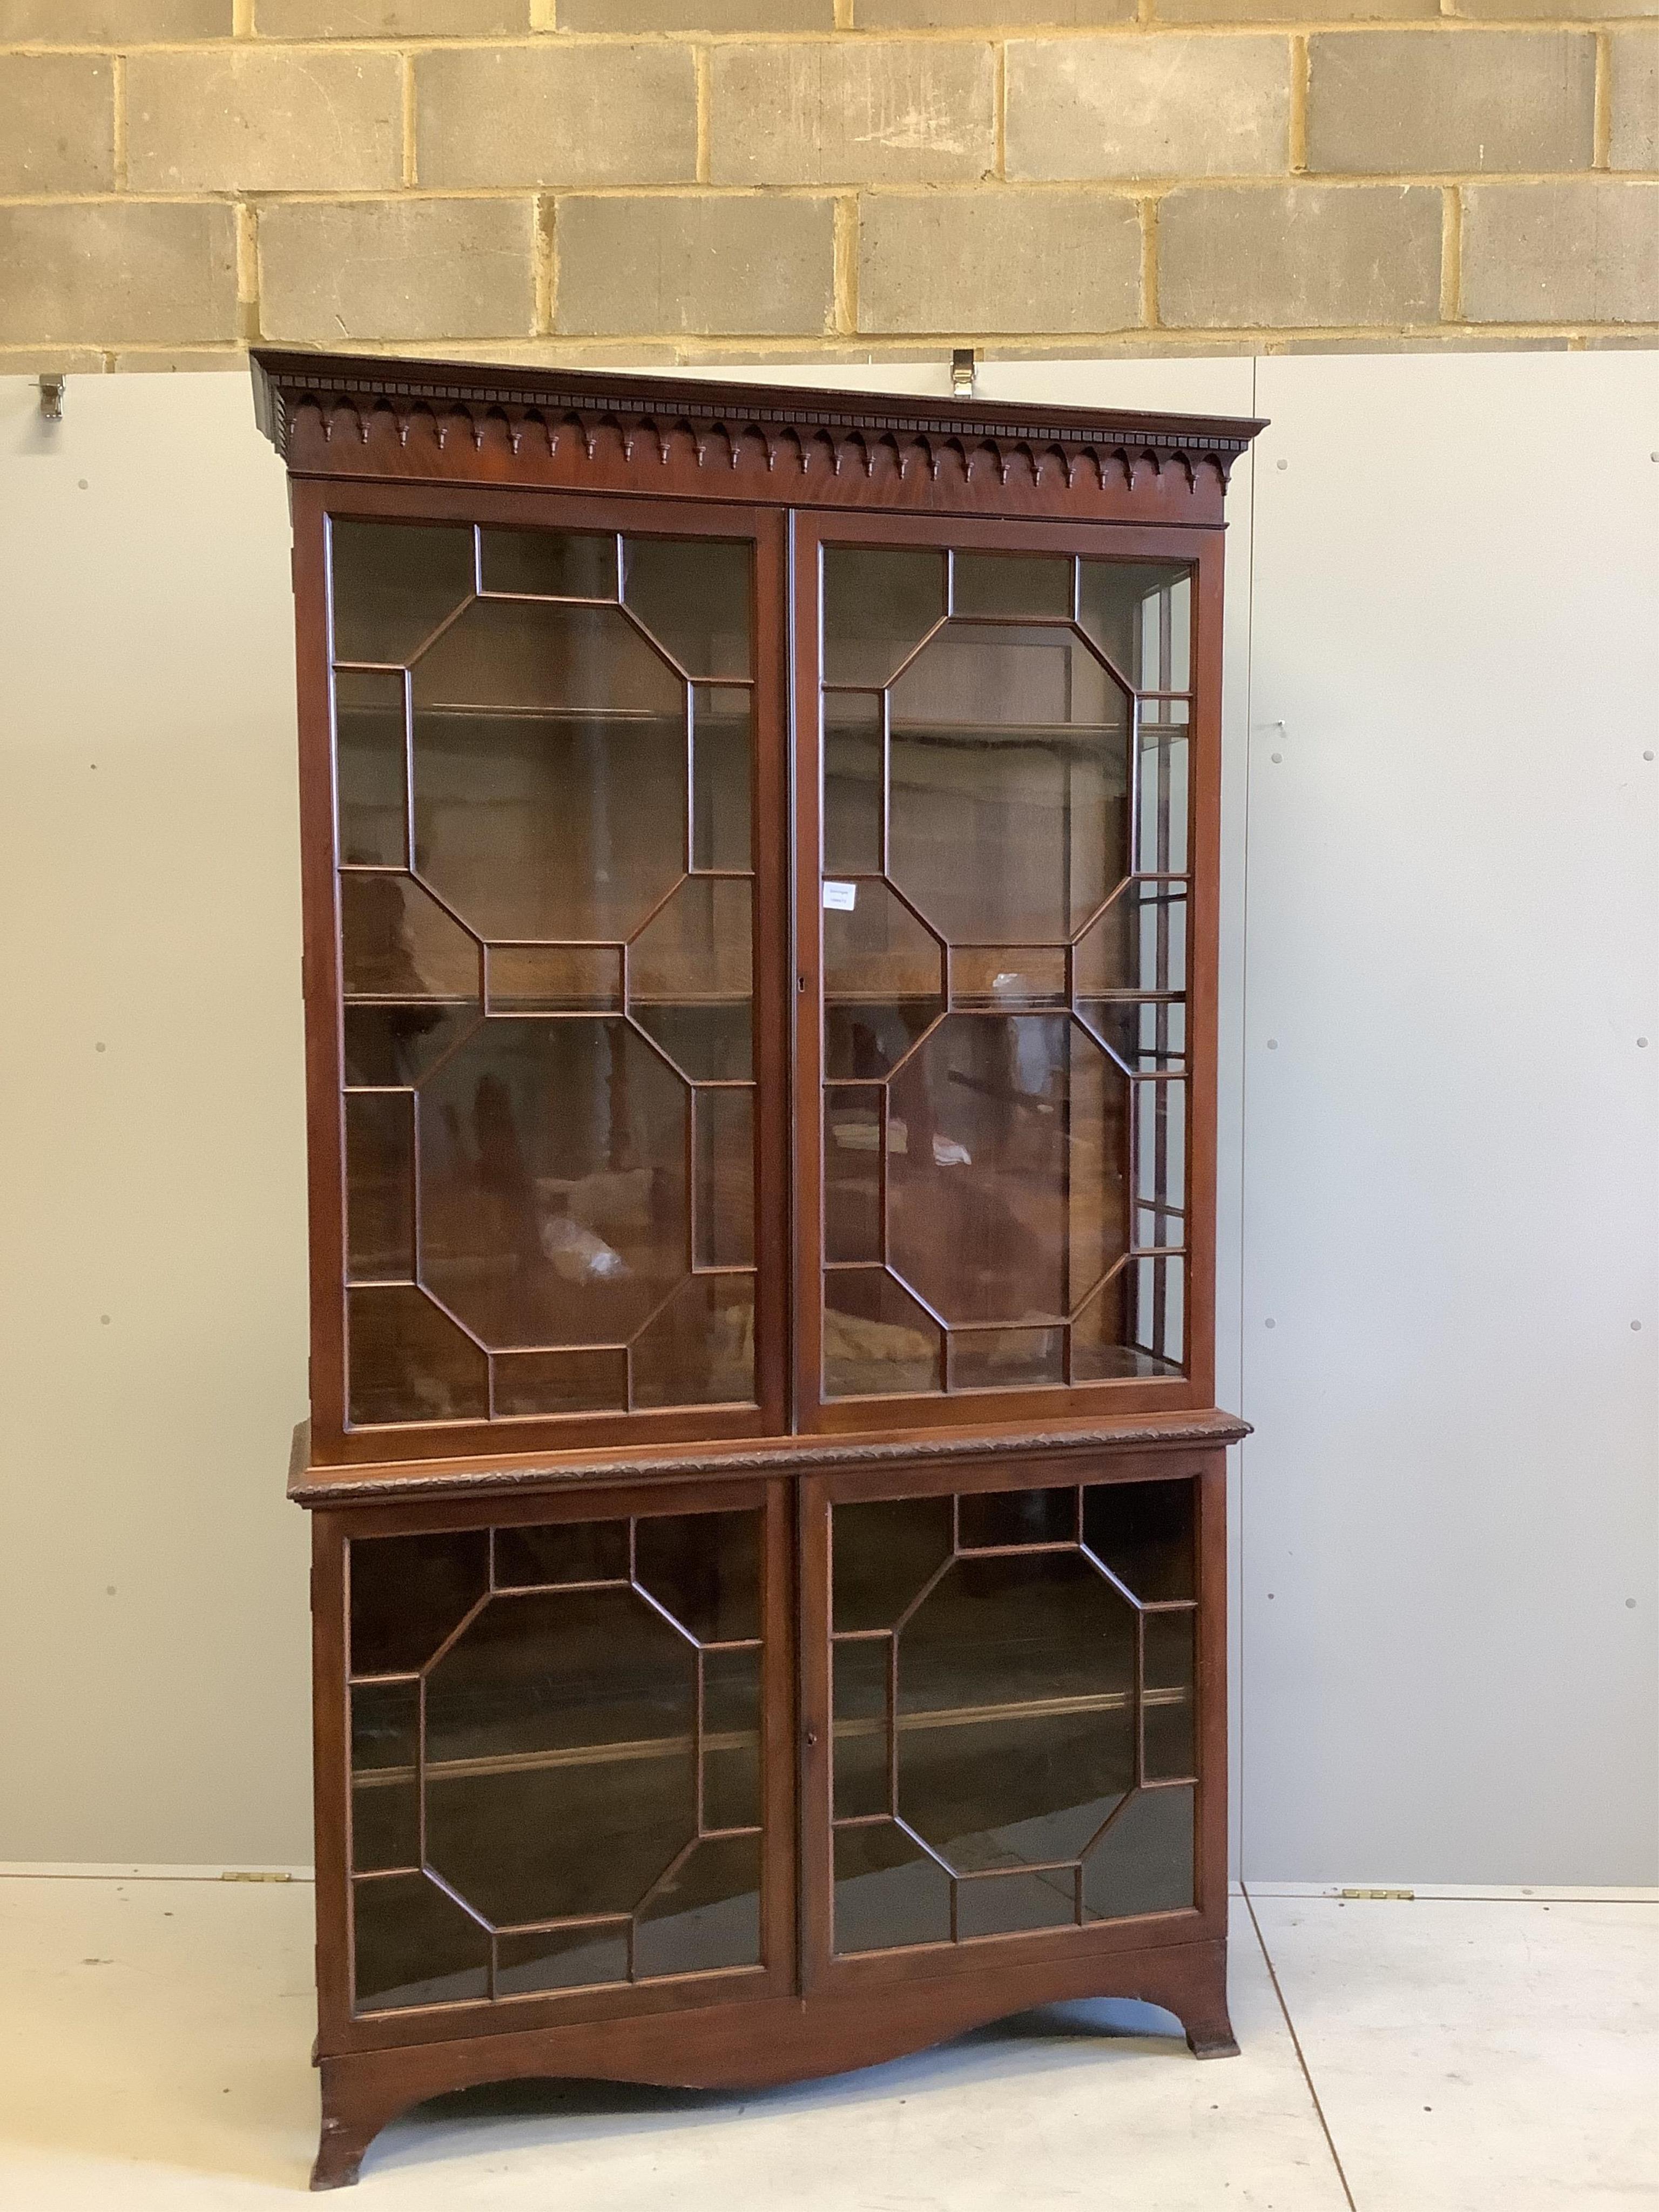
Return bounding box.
[818,550,1196,1400]
[330,519,757,1431]
[828,1479,1198,1955]
[347,1505,765,2014]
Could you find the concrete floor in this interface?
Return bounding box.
[0,1877,1654,2209]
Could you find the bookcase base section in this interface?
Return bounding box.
[312,1933,1236,2189]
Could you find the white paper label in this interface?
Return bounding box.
[822,880,857,912]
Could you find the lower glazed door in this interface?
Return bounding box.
[318,1476,794,2047]
[800,1453,1224,1985]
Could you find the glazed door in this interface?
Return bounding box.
[317,1478,794,2049]
[298,487,788,1465]
[799,1456,1225,1989]
[793,514,1220,1433]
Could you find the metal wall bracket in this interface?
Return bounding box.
[38,374,65,421]
[950,348,975,400]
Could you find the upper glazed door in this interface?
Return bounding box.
[308,491,788,1463]
[795,515,1218,1433]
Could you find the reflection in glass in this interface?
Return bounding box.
[493,1516,630,1588]
[343,1003,477,1090]
[479,527,616,600]
[633,1833,761,1976]
[832,1637,891,1821]
[350,1680,419,1874]
[694,1088,754,1270]
[349,1528,488,1678]
[346,1092,414,1283]
[492,1346,628,1419]
[1143,1610,1196,1781]
[1080,997,1186,1076]
[956,1488,1076,1549]
[703,1645,762,1832]
[353,1872,489,2012]
[950,946,1067,1010]
[340,873,478,1003]
[634,1508,760,1643]
[424,1585,696,1928]
[1081,1479,1196,1603]
[823,693,883,876]
[1076,561,1191,691]
[417,1019,686,1352]
[824,1269,942,1399]
[885,1013,1127,1327]
[887,622,1130,945]
[1071,1261,1185,1380]
[1081,1784,1195,1921]
[631,1272,756,1408]
[831,1496,953,1634]
[335,670,408,867]
[952,550,1071,620]
[949,1327,1065,1392]
[824,1084,883,1265]
[1138,697,1190,876]
[331,519,474,668]
[348,1285,489,1426]
[833,1822,952,1954]
[485,945,622,1015]
[822,881,942,1082]
[956,1870,1076,1939]
[623,537,751,682]
[692,686,752,872]
[630,877,753,1082]
[495,1922,628,1997]
[1074,879,1186,998]
[822,547,945,687]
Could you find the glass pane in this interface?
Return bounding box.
[1144,1610,1197,1782]
[423,1586,696,1928]
[692,686,752,872]
[1074,880,1186,999]
[345,1093,414,1283]
[493,1516,630,1588]
[416,1019,687,1353]
[347,1284,489,1427]
[887,622,1130,945]
[956,1488,1076,1549]
[824,1269,942,1399]
[1138,698,1190,876]
[479,527,616,599]
[885,1014,1128,1327]
[1076,561,1192,691]
[331,520,473,668]
[630,878,753,1083]
[823,693,883,876]
[832,1637,891,1821]
[633,1833,761,1977]
[950,946,1067,1011]
[340,874,478,1003]
[1081,1784,1195,1921]
[703,1645,762,1832]
[350,1680,419,1874]
[896,1552,1135,1874]
[634,1508,760,1643]
[335,670,407,868]
[956,1869,1076,1939]
[352,1872,489,2013]
[343,1003,478,1090]
[694,1088,754,1270]
[485,945,622,1015]
[411,598,686,945]
[623,537,751,682]
[1082,1479,1196,1603]
[822,881,942,1082]
[833,1821,952,1954]
[949,1327,1065,1392]
[495,1921,628,1997]
[824,1085,883,1265]
[631,1272,756,1408]
[822,547,945,687]
[1080,997,1186,1077]
[952,551,1072,620]
[349,1528,488,1677]
[832,1495,953,1634]
[492,1347,628,1419]
[1071,1266,1185,1381]
[1135,1078,1186,1245]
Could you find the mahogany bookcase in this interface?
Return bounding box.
[251,350,1261,2189]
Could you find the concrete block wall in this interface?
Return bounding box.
[0,4,1654,370]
